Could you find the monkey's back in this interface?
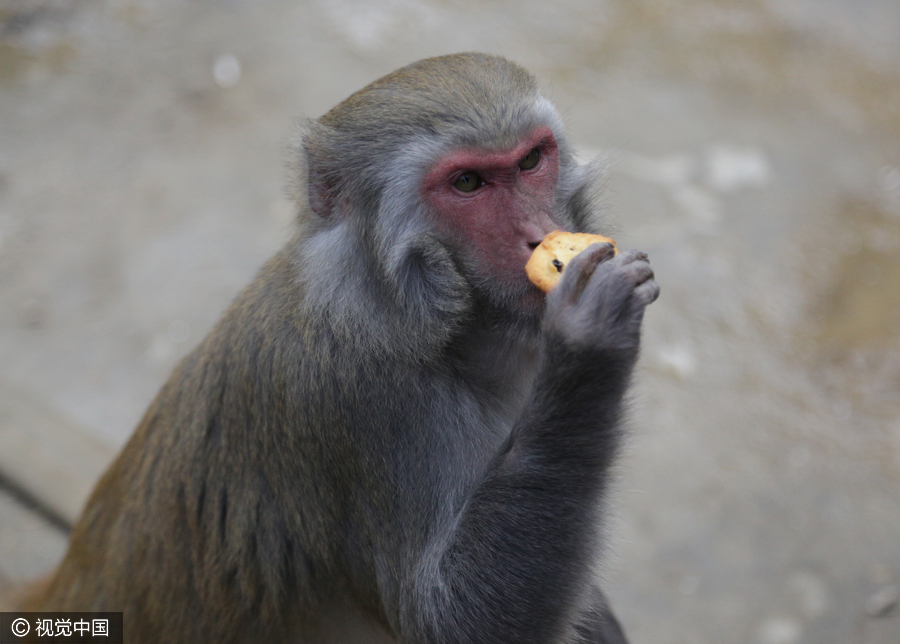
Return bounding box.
[26,248,390,642]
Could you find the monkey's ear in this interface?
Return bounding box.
[307,166,337,218]
[293,119,342,219]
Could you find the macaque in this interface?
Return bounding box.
[27,53,658,643]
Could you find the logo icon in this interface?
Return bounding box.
[10,618,29,637]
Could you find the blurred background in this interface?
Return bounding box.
[1,0,899,641]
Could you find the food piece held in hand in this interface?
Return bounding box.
[525,230,618,292]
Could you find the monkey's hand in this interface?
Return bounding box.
[542,244,659,360]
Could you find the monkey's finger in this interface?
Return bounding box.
[629,260,655,288]
[633,278,660,306]
[580,257,653,316]
[616,249,649,265]
[556,242,617,303]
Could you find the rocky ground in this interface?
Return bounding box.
[1,0,899,642]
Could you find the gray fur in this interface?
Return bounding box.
[26,53,657,644]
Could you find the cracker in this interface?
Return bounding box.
[525,230,618,292]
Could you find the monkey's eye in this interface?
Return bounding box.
[518,147,541,171]
[453,172,484,193]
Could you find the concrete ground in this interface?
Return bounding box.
[1,0,899,642]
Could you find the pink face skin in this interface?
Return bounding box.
[423,126,563,296]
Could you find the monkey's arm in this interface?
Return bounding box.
[404,247,655,644]
[409,345,628,643]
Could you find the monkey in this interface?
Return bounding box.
[25,53,658,643]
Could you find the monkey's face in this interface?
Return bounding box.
[423,126,563,310]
